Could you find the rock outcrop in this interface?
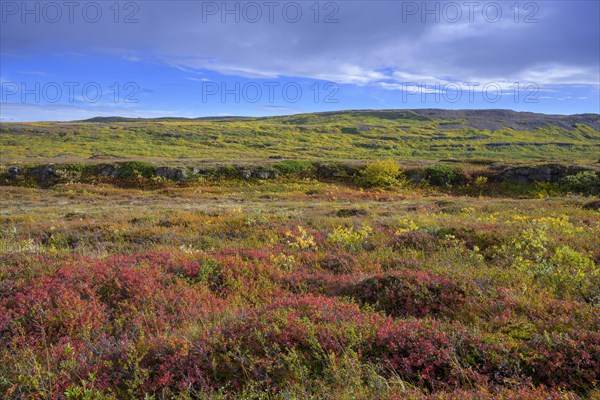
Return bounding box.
[495,164,587,184]
[155,167,188,182]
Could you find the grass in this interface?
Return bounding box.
[0,111,599,399]
[1,176,599,399]
[1,110,599,164]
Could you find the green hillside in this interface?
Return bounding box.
[1,109,598,164]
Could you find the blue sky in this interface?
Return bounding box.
[1,0,599,121]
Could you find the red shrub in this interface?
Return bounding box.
[8,270,107,344]
[346,270,467,318]
[201,295,384,389]
[318,251,360,273]
[278,271,359,296]
[391,231,438,252]
[389,385,584,399]
[368,318,459,387]
[519,330,600,391]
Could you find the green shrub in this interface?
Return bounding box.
[215,164,238,178]
[548,246,600,305]
[507,221,600,304]
[315,162,361,180]
[272,160,313,175]
[359,160,401,187]
[560,171,600,195]
[327,225,373,251]
[425,164,462,187]
[115,161,156,179]
[530,182,561,198]
[62,164,96,175]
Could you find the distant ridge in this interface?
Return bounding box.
[78,109,600,131]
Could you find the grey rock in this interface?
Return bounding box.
[99,165,118,178]
[496,164,588,184]
[240,170,252,180]
[28,166,56,183]
[155,167,188,181]
[251,169,277,180]
[7,167,20,179]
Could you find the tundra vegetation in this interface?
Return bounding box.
[0,110,599,399]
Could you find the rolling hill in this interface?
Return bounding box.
[1,109,598,164]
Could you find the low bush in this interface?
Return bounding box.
[272,160,313,175]
[203,295,382,389]
[425,164,462,187]
[367,319,463,388]
[315,162,360,180]
[561,171,600,195]
[359,160,402,187]
[327,225,373,252]
[115,161,156,179]
[391,230,438,252]
[345,270,467,318]
[214,164,239,178]
[518,329,600,391]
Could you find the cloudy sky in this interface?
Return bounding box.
[1,0,599,121]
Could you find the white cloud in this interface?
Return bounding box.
[1,1,598,97]
[0,102,194,122]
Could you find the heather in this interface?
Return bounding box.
[1,170,598,399]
